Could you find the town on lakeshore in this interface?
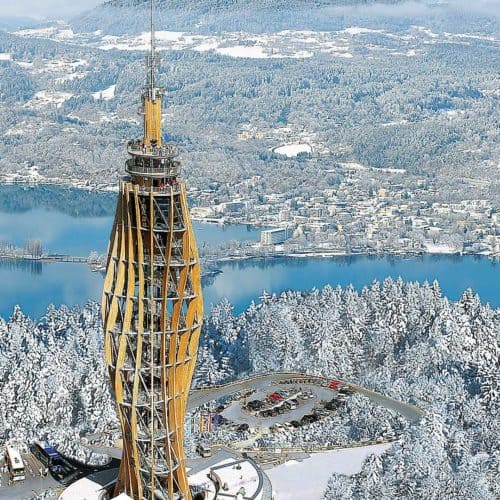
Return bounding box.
[1,172,499,266]
[190,165,499,260]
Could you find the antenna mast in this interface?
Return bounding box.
[148,0,157,98]
[141,0,164,146]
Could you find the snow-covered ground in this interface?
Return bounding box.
[16,57,89,82]
[342,27,384,36]
[33,58,88,74]
[217,45,269,59]
[339,162,405,174]
[14,24,497,60]
[92,84,116,101]
[274,144,312,157]
[189,457,262,500]
[25,90,73,109]
[381,119,408,127]
[267,443,392,499]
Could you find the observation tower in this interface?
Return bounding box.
[101,1,203,498]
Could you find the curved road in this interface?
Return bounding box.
[188,372,424,423]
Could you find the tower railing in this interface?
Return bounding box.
[125,159,181,179]
[127,141,179,159]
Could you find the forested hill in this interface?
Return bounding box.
[104,0,406,8]
[73,0,435,34]
[0,280,498,495]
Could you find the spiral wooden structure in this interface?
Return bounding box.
[101,2,203,498]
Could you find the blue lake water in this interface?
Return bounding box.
[0,210,261,256]
[0,186,498,319]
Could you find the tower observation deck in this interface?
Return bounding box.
[101,1,204,499]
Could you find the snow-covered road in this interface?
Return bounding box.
[188,372,424,423]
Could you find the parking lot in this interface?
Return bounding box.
[0,450,59,499]
[218,382,355,432]
[0,444,119,500]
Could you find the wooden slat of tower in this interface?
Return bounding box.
[131,185,145,499]
[169,189,190,493]
[161,188,175,498]
[148,189,156,497]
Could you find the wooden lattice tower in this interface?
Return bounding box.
[101,2,203,498]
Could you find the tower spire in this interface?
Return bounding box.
[149,0,156,95]
[142,0,163,146]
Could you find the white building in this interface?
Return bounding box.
[261,227,292,245]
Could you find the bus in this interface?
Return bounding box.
[5,446,25,482]
[31,441,62,469]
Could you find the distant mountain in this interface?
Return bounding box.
[0,17,41,31]
[72,0,417,34]
[103,0,407,7]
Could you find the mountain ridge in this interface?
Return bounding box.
[103,0,409,8]
[73,0,431,35]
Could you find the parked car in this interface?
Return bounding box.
[324,400,339,411]
[246,400,264,411]
[338,387,355,396]
[328,380,342,390]
[314,409,328,417]
[269,393,285,403]
[301,414,319,425]
[196,443,212,458]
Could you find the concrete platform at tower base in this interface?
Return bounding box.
[58,450,271,500]
[59,468,120,500]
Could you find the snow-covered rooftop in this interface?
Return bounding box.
[189,457,263,500]
[59,477,108,500]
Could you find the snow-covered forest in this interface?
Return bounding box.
[0,303,117,462]
[1,8,499,208]
[200,280,499,497]
[0,278,498,496]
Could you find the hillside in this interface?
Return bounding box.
[0,280,498,496]
[73,0,437,34]
[103,0,406,9]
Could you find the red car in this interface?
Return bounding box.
[328,380,342,390]
[269,392,285,402]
